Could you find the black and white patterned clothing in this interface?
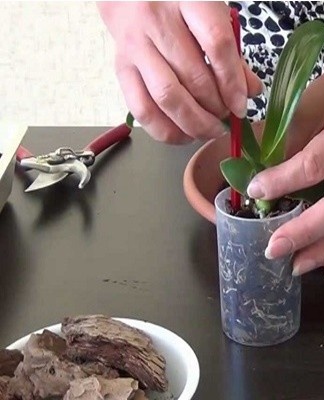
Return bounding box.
[229,1,324,121]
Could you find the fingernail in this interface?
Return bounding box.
[234,93,247,119]
[247,179,265,199]
[292,265,301,277]
[213,126,229,138]
[265,237,294,259]
[292,260,315,276]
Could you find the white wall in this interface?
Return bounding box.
[0,1,128,126]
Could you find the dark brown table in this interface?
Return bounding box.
[1,127,324,400]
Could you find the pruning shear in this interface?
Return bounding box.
[16,114,134,192]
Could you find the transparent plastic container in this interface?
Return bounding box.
[215,187,302,346]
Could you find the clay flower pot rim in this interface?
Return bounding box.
[183,127,299,225]
[183,139,216,224]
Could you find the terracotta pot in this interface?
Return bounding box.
[183,121,263,224]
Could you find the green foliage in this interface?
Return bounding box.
[220,20,324,214]
[220,157,254,194]
[126,112,135,128]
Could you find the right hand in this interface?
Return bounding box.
[247,74,324,276]
[97,1,263,144]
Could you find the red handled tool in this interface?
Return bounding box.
[230,7,242,211]
[17,114,133,192]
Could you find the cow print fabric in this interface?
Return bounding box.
[229,1,324,121]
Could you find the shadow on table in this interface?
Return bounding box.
[300,269,324,331]
[188,219,219,290]
[15,139,132,233]
[90,137,132,179]
[0,204,29,338]
[218,300,324,400]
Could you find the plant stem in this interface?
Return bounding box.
[255,199,276,216]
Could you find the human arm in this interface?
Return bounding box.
[97,1,262,143]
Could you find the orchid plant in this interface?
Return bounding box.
[220,20,324,216]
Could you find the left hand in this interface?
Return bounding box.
[247,75,324,276]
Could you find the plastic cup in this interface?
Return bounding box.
[215,187,302,346]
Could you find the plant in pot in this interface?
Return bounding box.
[215,19,324,346]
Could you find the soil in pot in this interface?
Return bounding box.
[225,196,300,219]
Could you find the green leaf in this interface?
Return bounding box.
[126,112,135,128]
[222,117,264,170]
[290,181,324,204]
[220,157,254,195]
[241,118,264,172]
[261,20,324,166]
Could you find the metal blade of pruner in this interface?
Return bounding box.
[17,114,134,192]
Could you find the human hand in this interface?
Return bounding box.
[98,1,262,143]
[247,75,324,276]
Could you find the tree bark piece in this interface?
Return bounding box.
[133,389,149,400]
[8,362,35,400]
[77,361,119,380]
[98,377,138,400]
[63,376,139,400]
[14,330,87,398]
[0,376,10,400]
[63,377,104,400]
[62,315,168,392]
[0,350,23,377]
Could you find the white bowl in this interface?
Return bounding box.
[7,318,200,400]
